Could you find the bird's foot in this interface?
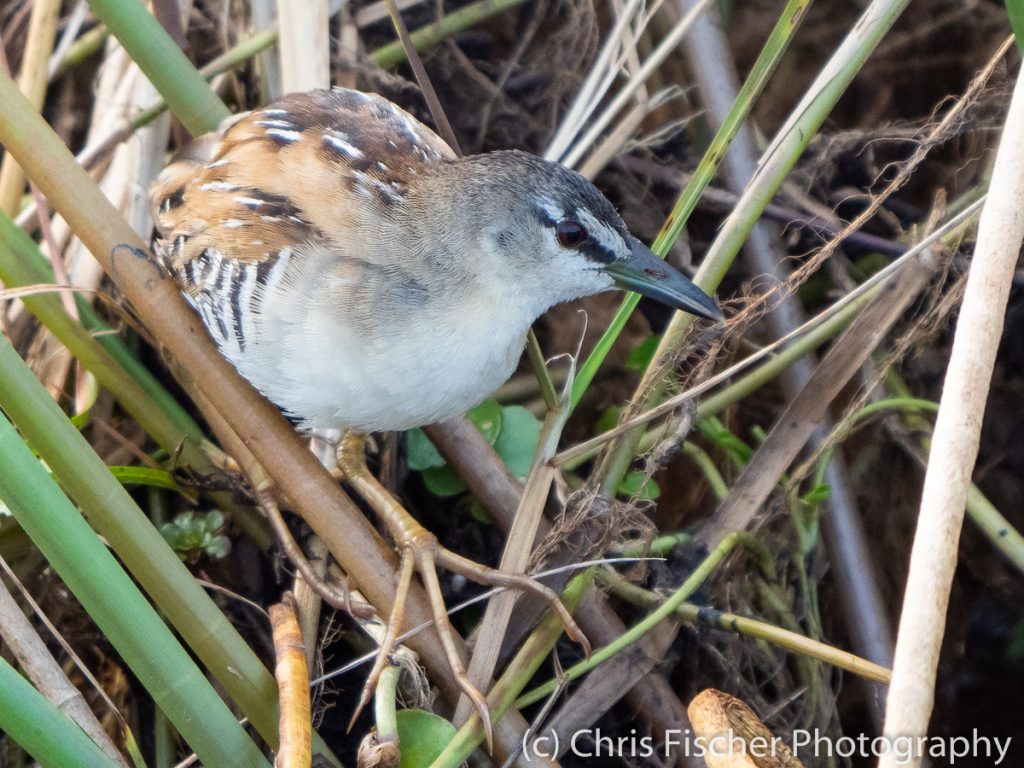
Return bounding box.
[338,432,590,752]
[349,535,499,749]
[254,482,375,620]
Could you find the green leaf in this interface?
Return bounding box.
[465,497,491,524]
[421,465,467,497]
[466,399,502,444]
[108,465,190,495]
[0,393,268,766]
[617,471,660,500]
[406,429,444,471]
[801,483,832,506]
[202,509,225,533]
[596,406,622,434]
[67,373,99,430]
[413,401,536,499]
[395,709,457,768]
[492,406,542,478]
[626,334,661,371]
[1007,0,1024,55]
[204,535,232,560]
[407,400,502,473]
[160,510,231,562]
[699,419,753,465]
[0,656,122,768]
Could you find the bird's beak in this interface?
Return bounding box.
[604,238,723,322]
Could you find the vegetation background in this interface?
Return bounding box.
[0,0,1021,766]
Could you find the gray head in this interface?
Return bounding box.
[427,151,722,322]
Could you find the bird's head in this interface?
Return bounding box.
[436,151,722,323]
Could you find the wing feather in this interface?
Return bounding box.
[150,88,453,357]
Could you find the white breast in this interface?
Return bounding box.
[222,245,532,433]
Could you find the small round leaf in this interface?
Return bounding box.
[395,709,457,768]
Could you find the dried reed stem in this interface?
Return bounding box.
[878,64,1024,768]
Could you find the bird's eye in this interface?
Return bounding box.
[555,219,588,248]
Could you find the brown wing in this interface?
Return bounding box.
[151,88,454,271]
[149,88,455,354]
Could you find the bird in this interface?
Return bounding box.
[150,86,721,742]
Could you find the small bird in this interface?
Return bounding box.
[151,87,720,739]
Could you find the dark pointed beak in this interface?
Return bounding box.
[604,238,723,322]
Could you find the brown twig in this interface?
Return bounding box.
[455,402,569,727]
[687,689,804,768]
[271,592,312,768]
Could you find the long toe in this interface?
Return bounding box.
[436,547,591,656]
[348,553,416,731]
[414,546,495,751]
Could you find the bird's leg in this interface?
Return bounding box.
[338,431,493,746]
[337,432,590,750]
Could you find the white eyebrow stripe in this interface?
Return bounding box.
[537,196,565,223]
[578,210,626,258]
